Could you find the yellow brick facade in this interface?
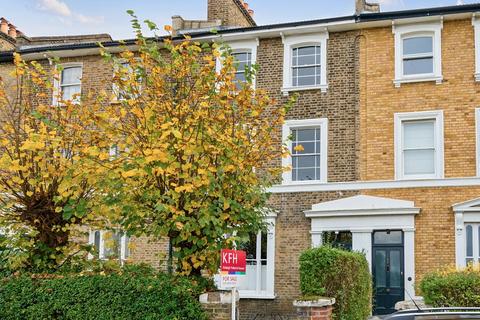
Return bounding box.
[359,18,480,286]
[360,19,479,181]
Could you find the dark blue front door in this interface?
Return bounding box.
[372,231,405,315]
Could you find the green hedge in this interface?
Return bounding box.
[0,265,207,320]
[299,246,372,320]
[420,266,480,307]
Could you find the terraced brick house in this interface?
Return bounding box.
[3,0,480,317]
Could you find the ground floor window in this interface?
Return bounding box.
[322,231,352,250]
[216,215,276,298]
[465,223,480,265]
[89,230,130,261]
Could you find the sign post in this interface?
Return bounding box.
[220,249,246,320]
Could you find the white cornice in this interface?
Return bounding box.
[305,208,420,218]
[269,177,480,193]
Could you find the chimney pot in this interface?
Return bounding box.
[8,24,17,38]
[0,18,8,34]
[243,1,249,10]
[355,0,380,15]
[248,9,254,16]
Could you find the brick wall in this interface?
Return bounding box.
[359,19,480,181]
[364,186,480,287]
[235,30,361,319]
[257,31,361,183]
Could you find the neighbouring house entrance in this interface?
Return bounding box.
[372,231,405,315]
[305,195,420,315]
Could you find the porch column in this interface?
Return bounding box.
[311,231,323,248]
[454,211,465,268]
[403,227,416,298]
[351,229,372,271]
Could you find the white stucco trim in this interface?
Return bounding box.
[306,195,419,299]
[52,62,83,106]
[282,118,328,185]
[393,21,443,87]
[473,17,480,81]
[269,176,480,193]
[476,108,480,176]
[394,110,444,180]
[453,197,480,268]
[215,38,259,88]
[281,32,329,95]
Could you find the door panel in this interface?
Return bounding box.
[373,247,405,315]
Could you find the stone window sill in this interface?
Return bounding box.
[393,75,443,87]
[281,84,328,96]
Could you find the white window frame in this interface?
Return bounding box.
[214,213,276,299]
[473,18,480,82]
[281,32,328,95]
[282,118,328,185]
[393,21,443,87]
[476,108,480,176]
[394,110,444,180]
[216,39,258,88]
[53,62,83,105]
[88,230,129,261]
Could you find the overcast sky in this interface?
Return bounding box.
[1,0,477,40]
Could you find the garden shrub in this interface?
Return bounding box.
[420,265,480,307]
[299,246,372,320]
[0,265,207,320]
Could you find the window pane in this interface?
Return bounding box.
[403,121,435,149]
[403,37,433,55]
[94,231,101,256]
[297,76,316,86]
[62,66,82,85]
[295,129,316,141]
[62,85,81,101]
[403,57,434,75]
[294,155,317,168]
[294,168,316,181]
[295,66,316,77]
[375,250,387,288]
[294,46,316,56]
[322,231,352,251]
[404,149,435,175]
[296,55,316,66]
[261,232,267,260]
[238,233,258,261]
[390,250,402,288]
[467,225,473,257]
[235,72,246,83]
[373,231,403,245]
[292,142,315,154]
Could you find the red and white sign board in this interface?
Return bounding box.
[220,249,246,275]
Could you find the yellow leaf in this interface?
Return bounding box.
[293,144,304,152]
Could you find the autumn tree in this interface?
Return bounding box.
[88,17,292,275]
[0,55,100,271]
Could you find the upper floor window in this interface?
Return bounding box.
[232,51,252,84]
[402,35,434,76]
[393,22,443,87]
[217,39,258,87]
[394,110,444,180]
[474,18,480,81]
[282,118,328,185]
[58,64,82,103]
[282,33,328,95]
[292,45,321,87]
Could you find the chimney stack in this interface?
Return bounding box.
[355,0,380,15]
[8,24,17,38]
[0,18,8,35]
